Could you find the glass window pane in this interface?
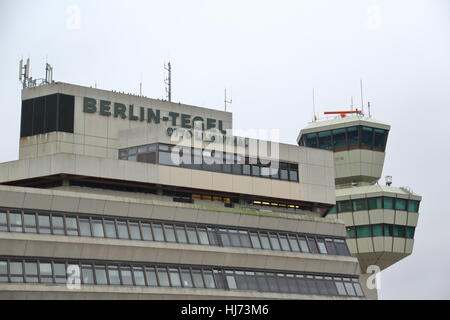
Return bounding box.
[104,220,117,238]
[406,227,415,239]
[289,169,298,182]
[10,261,24,282]
[203,270,216,289]
[251,165,260,177]
[169,268,181,287]
[384,197,394,209]
[298,236,310,253]
[328,206,337,214]
[317,239,328,254]
[245,272,258,291]
[306,276,319,294]
[197,228,210,245]
[256,273,270,292]
[279,235,291,251]
[344,282,356,296]
[25,262,38,283]
[337,200,352,213]
[307,238,319,254]
[373,129,387,149]
[141,223,153,241]
[0,212,6,232]
[52,216,65,235]
[408,200,420,213]
[153,224,165,242]
[145,267,157,286]
[393,225,405,237]
[159,151,176,166]
[133,267,146,286]
[175,226,187,243]
[229,231,241,247]
[239,231,252,248]
[288,236,300,252]
[82,265,94,284]
[181,269,193,288]
[357,225,371,238]
[95,266,108,285]
[163,225,176,242]
[361,126,373,147]
[117,221,129,239]
[306,133,318,148]
[335,281,347,295]
[395,198,407,211]
[318,131,332,149]
[66,217,78,236]
[129,222,141,240]
[79,218,91,236]
[352,199,367,211]
[186,227,198,244]
[226,274,237,290]
[250,233,261,249]
[353,282,364,297]
[91,219,104,237]
[39,262,53,283]
[54,263,67,283]
[372,224,383,237]
[267,274,279,292]
[334,239,350,256]
[325,239,337,255]
[347,226,356,238]
[384,224,393,237]
[23,214,37,233]
[157,268,170,287]
[333,128,347,148]
[259,234,271,250]
[9,213,23,232]
[368,197,383,210]
[192,270,205,288]
[347,127,359,146]
[120,267,133,285]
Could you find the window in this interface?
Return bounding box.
[157,268,170,287]
[117,221,129,239]
[288,236,300,252]
[192,269,205,288]
[334,239,350,256]
[91,219,104,237]
[120,266,133,286]
[129,222,141,240]
[24,213,37,233]
[296,275,309,294]
[52,216,65,235]
[372,224,383,237]
[332,128,347,148]
[277,274,289,293]
[66,217,78,236]
[259,234,271,250]
[306,133,318,148]
[353,280,365,297]
[306,275,319,294]
[25,262,38,283]
[408,200,420,213]
[289,163,298,181]
[384,224,393,237]
[0,212,7,232]
[279,235,291,251]
[169,268,181,287]
[10,261,24,283]
[133,267,146,286]
[328,206,337,214]
[347,127,359,146]
[141,223,153,241]
[197,228,210,245]
[357,225,371,237]
[145,267,157,286]
[298,236,310,253]
[175,226,187,243]
[81,264,94,284]
[344,280,356,296]
[203,270,216,289]
[324,239,337,255]
[181,269,193,288]
[250,233,261,249]
[384,197,394,209]
[373,129,387,149]
[186,227,199,244]
[361,126,373,147]
[335,279,347,296]
[280,163,289,180]
[39,262,53,283]
[9,212,23,232]
[393,225,405,237]
[352,198,367,211]
[256,272,270,292]
[54,263,67,283]
[269,234,281,250]
[95,266,108,285]
[337,200,352,213]
[368,197,382,210]
[104,220,117,238]
[395,198,407,211]
[251,164,260,177]
[406,227,415,239]
[346,227,356,238]
[158,151,177,166]
[317,239,328,254]
[307,237,319,254]
[225,273,237,290]
[318,131,332,149]
[164,225,176,242]
[79,218,91,237]
[239,231,252,248]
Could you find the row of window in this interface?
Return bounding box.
[346,224,416,239]
[119,143,299,182]
[329,197,420,214]
[299,126,389,152]
[0,209,351,256]
[0,258,364,297]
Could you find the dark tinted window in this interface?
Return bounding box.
[33,96,45,135]
[58,94,75,133]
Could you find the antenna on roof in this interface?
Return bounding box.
[139,73,143,96]
[19,58,31,88]
[45,62,53,84]
[368,101,372,118]
[224,88,232,112]
[312,88,317,122]
[164,61,172,102]
[360,79,365,115]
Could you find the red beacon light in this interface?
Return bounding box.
[323,109,363,118]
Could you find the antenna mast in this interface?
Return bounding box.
[164,61,172,102]
[224,88,232,112]
[19,58,31,88]
[312,88,317,122]
[360,79,364,115]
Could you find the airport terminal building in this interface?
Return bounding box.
[0,82,378,299]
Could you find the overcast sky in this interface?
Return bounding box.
[0,0,449,299]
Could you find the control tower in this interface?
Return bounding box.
[297,110,422,297]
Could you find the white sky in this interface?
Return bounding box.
[0,0,449,299]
